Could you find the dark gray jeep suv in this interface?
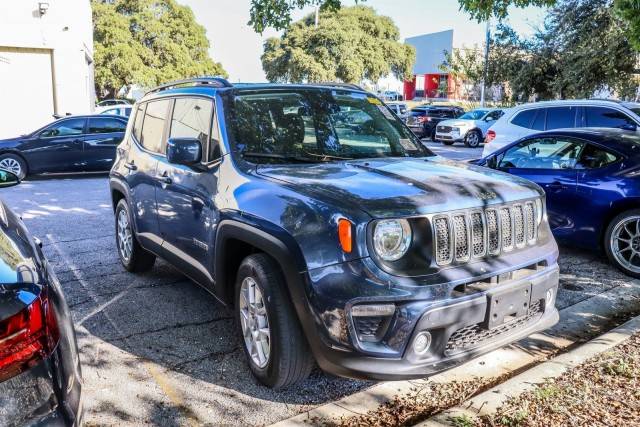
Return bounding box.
[109,77,560,389]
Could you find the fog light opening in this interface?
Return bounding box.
[413,331,432,355]
[546,289,554,306]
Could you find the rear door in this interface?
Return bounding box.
[19,117,86,173]
[496,136,586,239]
[155,96,219,288]
[84,117,127,171]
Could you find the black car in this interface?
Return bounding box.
[110,77,559,389]
[0,114,128,179]
[0,169,82,425]
[406,106,465,139]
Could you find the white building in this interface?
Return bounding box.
[0,1,94,139]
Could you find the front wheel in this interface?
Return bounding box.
[115,199,156,272]
[604,209,640,278]
[442,140,455,146]
[464,130,482,148]
[235,254,313,389]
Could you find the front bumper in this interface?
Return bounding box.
[435,131,464,142]
[302,257,559,381]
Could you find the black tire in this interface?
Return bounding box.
[0,153,27,180]
[464,130,482,148]
[604,209,640,278]
[430,128,437,141]
[115,199,156,273]
[235,253,313,389]
[442,140,455,146]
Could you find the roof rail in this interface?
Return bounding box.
[588,98,622,103]
[146,76,233,95]
[315,82,367,92]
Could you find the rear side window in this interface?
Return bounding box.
[88,118,126,134]
[511,109,537,129]
[546,106,578,130]
[133,104,145,141]
[585,107,636,128]
[41,118,86,137]
[169,97,214,160]
[140,100,171,154]
[531,109,546,130]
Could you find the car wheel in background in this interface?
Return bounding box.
[235,253,313,389]
[0,154,27,180]
[464,130,482,148]
[442,140,455,146]
[605,209,640,278]
[115,199,156,272]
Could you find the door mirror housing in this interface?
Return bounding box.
[620,123,637,131]
[0,169,20,188]
[486,155,498,169]
[166,137,202,166]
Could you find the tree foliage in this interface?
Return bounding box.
[615,0,640,50]
[92,0,226,99]
[261,6,415,83]
[446,0,638,102]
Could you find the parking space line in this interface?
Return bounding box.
[46,234,203,426]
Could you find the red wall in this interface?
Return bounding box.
[403,77,416,101]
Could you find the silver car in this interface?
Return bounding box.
[435,108,504,147]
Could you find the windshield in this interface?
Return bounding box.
[225,89,433,163]
[459,110,489,120]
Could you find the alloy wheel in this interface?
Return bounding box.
[0,158,21,177]
[239,276,271,368]
[610,215,640,274]
[467,132,480,147]
[117,209,133,263]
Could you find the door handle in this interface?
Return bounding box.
[158,170,172,185]
[123,161,137,171]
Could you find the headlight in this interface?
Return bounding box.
[372,219,412,261]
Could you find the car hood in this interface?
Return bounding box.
[438,119,477,128]
[256,157,543,218]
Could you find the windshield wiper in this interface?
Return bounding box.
[302,151,353,161]
[240,152,323,164]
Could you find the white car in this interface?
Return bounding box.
[386,102,408,119]
[435,108,504,148]
[482,99,640,157]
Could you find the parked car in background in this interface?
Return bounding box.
[0,114,128,179]
[97,105,133,118]
[96,98,131,107]
[435,108,505,147]
[483,99,640,156]
[386,102,408,119]
[474,128,640,277]
[406,105,465,140]
[110,77,559,389]
[0,169,82,425]
[380,90,402,101]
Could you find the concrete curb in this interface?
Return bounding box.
[270,280,640,427]
[419,312,640,426]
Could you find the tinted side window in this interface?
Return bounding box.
[531,109,546,131]
[133,104,145,141]
[585,107,636,128]
[485,110,504,121]
[499,137,585,169]
[88,118,126,134]
[41,118,86,137]
[140,100,170,154]
[169,97,214,161]
[576,144,620,169]
[546,106,578,130]
[511,109,537,129]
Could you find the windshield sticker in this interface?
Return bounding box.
[377,105,395,120]
[367,97,382,105]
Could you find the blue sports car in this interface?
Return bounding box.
[474,128,640,277]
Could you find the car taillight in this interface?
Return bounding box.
[0,291,59,381]
[416,116,429,123]
[486,130,496,143]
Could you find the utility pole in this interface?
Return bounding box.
[480,19,491,107]
[315,6,319,27]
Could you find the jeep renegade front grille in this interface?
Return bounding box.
[433,201,539,265]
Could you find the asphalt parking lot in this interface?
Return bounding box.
[1,143,637,426]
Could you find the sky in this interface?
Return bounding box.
[181,0,547,86]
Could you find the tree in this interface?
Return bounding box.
[261,6,415,83]
[250,0,346,33]
[615,0,640,51]
[440,47,485,100]
[92,0,226,99]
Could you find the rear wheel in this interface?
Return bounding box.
[235,253,313,389]
[605,209,640,278]
[442,140,455,146]
[115,199,156,272]
[0,154,27,180]
[464,130,482,148]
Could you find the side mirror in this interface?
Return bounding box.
[0,169,20,188]
[166,137,202,166]
[486,156,498,169]
[621,123,637,131]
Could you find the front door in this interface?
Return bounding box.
[84,117,127,171]
[20,117,87,173]
[155,97,219,288]
[496,136,586,240]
